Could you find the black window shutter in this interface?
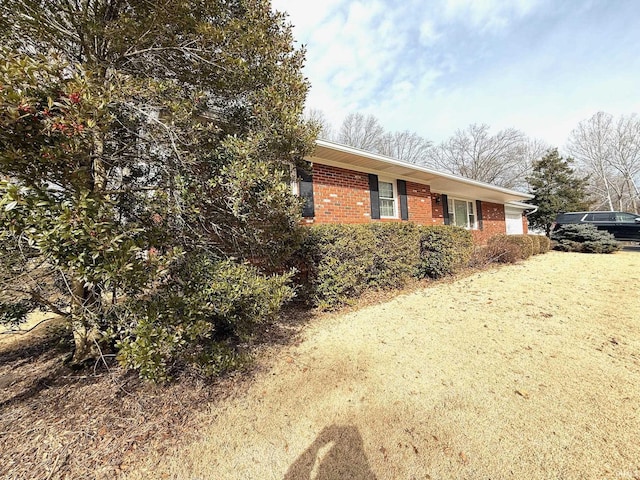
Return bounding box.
[297,166,315,218]
[442,194,450,225]
[476,200,483,230]
[368,174,380,219]
[397,180,408,221]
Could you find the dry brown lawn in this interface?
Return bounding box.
[2,250,639,479]
[129,251,640,480]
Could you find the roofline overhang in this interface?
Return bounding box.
[309,139,534,205]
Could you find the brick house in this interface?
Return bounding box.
[295,140,535,244]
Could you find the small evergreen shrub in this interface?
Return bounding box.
[482,236,522,263]
[115,257,293,382]
[529,234,541,255]
[551,224,620,253]
[486,234,536,263]
[416,225,473,278]
[537,235,551,253]
[0,300,34,328]
[367,223,421,288]
[297,224,375,310]
[297,223,422,310]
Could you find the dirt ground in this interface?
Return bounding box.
[2,250,640,479]
[130,251,640,480]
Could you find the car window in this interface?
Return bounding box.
[615,213,638,223]
[557,213,584,222]
[582,213,594,221]
[592,213,614,222]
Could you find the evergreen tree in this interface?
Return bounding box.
[0,1,316,379]
[526,149,591,235]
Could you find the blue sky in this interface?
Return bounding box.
[271,0,640,148]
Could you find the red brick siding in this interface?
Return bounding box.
[305,164,512,245]
[473,201,506,244]
[430,193,446,225]
[308,164,371,224]
[522,214,529,234]
[406,181,432,225]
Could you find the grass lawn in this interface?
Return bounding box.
[2,251,639,479]
[134,251,640,479]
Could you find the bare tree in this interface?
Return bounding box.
[425,124,537,189]
[305,108,333,140]
[610,114,640,212]
[336,112,385,151]
[377,130,432,164]
[568,112,617,210]
[568,112,640,212]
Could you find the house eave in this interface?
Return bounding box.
[310,140,534,205]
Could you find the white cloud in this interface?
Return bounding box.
[275,0,640,148]
[443,0,542,32]
[419,19,439,45]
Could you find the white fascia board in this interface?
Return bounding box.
[312,139,534,203]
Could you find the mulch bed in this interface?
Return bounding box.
[0,320,265,480]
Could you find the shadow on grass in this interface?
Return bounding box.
[284,424,377,480]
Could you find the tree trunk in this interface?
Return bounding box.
[70,279,102,365]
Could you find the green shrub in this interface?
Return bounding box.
[0,300,34,328]
[297,223,422,310]
[115,257,293,382]
[551,224,620,253]
[367,223,421,288]
[297,224,375,310]
[416,225,473,278]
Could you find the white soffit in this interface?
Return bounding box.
[309,140,534,205]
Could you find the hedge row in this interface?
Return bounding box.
[294,225,553,310]
[295,223,473,310]
[484,234,550,263]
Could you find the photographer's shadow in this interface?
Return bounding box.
[284,424,377,480]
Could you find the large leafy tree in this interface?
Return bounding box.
[0,0,316,378]
[526,149,591,235]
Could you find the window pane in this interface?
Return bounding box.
[593,213,614,222]
[380,198,395,217]
[454,200,468,228]
[379,181,394,199]
[615,213,636,223]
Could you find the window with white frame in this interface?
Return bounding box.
[447,197,476,229]
[379,180,396,217]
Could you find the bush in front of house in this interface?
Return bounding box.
[537,234,551,253]
[297,223,474,309]
[115,257,293,383]
[528,234,541,254]
[367,223,422,288]
[485,234,538,263]
[551,224,620,253]
[415,225,473,279]
[297,224,376,310]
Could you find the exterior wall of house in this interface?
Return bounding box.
[472,201,506,244]
[522,214,529,234]
[406,181,433,224]
[305,162,525,244]
[430,193,446,225]
[308,164,371,224]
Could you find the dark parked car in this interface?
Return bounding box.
[552,211,640,241]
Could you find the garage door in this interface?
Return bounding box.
[505,207,523,235]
